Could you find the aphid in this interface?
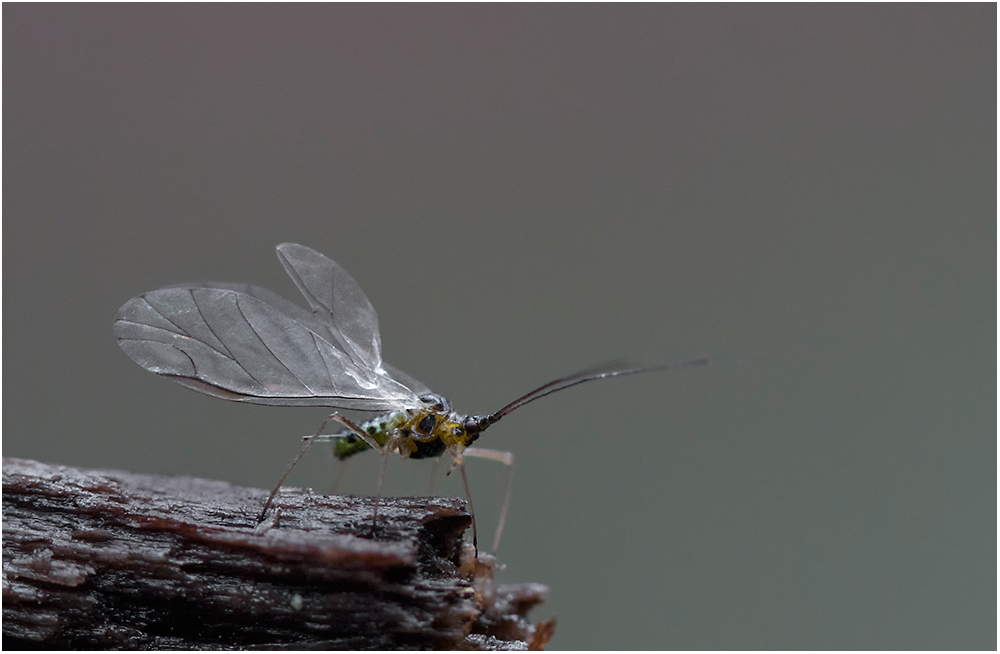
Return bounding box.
[114,243,708,553]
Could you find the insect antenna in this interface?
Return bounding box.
[454,357,714,555]
[482,357,711,426]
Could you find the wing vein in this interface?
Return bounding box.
[312,331,338,391]
[113,320,233,362]
[139,295,197,341]
[189,289,235,360]
[235,295,318,395]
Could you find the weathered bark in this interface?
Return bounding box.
[2,458,554,650]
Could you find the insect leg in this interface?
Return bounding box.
[371,443,391,536]
[457,460,479,556]
[427,456,446,495]
[461,447,515,555]
[258,413,342,523]
[326,415,399,537]
[258,412,384,525]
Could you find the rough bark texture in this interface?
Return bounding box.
[2,458,554,650]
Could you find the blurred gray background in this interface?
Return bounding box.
[4,4,994,649]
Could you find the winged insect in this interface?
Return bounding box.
[114,243,709,553]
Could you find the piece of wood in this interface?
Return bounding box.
[2,457,555,650]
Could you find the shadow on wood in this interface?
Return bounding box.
[2,457,555,650]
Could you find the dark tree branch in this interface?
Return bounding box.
[2,458,554,650]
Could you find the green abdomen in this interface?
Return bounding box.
[330,410,408,460]
[331,431,373,460]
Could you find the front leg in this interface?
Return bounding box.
[451,447,516,556]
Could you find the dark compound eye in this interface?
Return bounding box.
[418,415,436,433]
[463,418,480,436]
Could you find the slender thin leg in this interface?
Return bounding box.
[326,415,398,538]
[371,446,391,536]
[462,447,515,555]
[458,462,479,555]
[258,426,326,523]
[258,412,385,525]
[427,456,446,495]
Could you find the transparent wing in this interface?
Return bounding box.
[168,279,434,397]
[382,362,433,396]
[276,243,383,373]
[113,285,422,411]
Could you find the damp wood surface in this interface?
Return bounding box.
[2,457,555,650]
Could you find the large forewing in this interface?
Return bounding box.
[276,243,383,373]
[113,286,421,410]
